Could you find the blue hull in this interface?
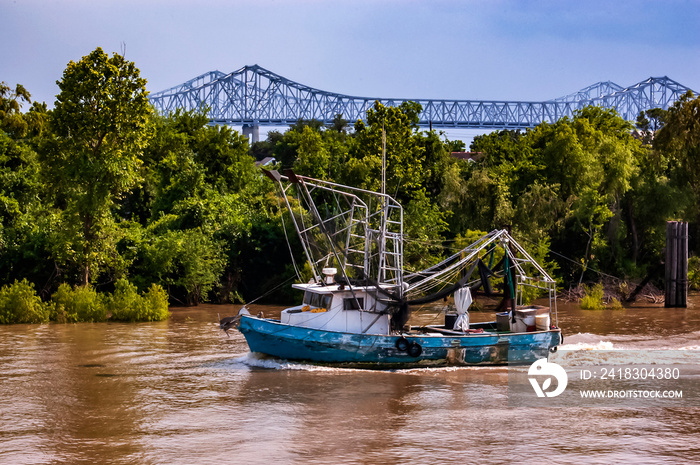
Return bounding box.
[238,316,562,367]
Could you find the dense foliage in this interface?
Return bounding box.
[0,279,51,324]
[1,48,699,322]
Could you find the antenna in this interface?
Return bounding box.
[381,123,386,197]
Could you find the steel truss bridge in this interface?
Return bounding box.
[149,64,696,130]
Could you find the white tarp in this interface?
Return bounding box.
[453,287,472,331]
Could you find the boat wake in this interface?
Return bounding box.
[233,352,361,372]
[561,331,700,351]
[228,352,511,373]
[554,332,700,367]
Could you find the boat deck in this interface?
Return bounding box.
[403,321,551,337]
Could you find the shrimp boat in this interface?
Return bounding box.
[223,169,562,367]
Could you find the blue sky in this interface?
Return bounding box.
[2,0,699,120]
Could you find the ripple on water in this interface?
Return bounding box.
[1,302,700,465]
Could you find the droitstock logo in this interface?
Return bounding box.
[528,358,568,397]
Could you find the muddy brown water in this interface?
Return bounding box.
[1,297,699,464]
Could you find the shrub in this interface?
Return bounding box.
[51,283,107,323]
[106,279,140,321]
[107,279,170,322]
[143,284,170,321]
[580,283,605,310]
[608,297,623,310]
[0,279,51,324]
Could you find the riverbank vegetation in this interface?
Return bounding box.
[0,278,169,324]
[1,47,699,322]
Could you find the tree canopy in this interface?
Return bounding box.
[42,48,153,286]
[1,48,699,310]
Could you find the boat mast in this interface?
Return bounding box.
[379,125,387,283]
[381,124,386,198]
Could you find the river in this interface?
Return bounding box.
[1,298,699,464]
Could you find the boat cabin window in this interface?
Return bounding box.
[343,297,364,310]
[303,291,332,309]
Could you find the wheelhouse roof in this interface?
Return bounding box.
[291,283,398,294]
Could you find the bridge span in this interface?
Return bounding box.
[149,65,695,135]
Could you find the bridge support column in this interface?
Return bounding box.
[242,123,260,143]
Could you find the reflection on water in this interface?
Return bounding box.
[0,299,699,464]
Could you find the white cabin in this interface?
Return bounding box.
[280,282,392,335]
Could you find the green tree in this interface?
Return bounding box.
[136,228,225,306]
[636,107,668,146]
[654,91,700,230]
[0,131,55,291]
[292,126,330,179]
[0,82,32,139]
[329,113,348,133]
[418,130,452,199]
[41,47,152,285]
[195,123,254,193]
[402,189,449,270]
[249,130,283,162]
[437,156,475,235]
[522,107,641,278]
[128,109,270,304]
[464,106,644,281]
[469,129,541,237]
[349,101,425,197]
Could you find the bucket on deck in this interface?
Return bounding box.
[445,313,457,329]
[496,312,510,332]
[510,309,536,332]
[512,305,551,332]
[510,307,539,333]
[535,313,551,331]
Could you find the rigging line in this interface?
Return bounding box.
[393,179,402,201]
[405,234,517,246]
[402,236,497,254]
[246,273,298,306]
[406,267,462,299]
[276,192,303,282]
[517,235,625,282]
[403,236,456,245]
[402,238,459,250]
